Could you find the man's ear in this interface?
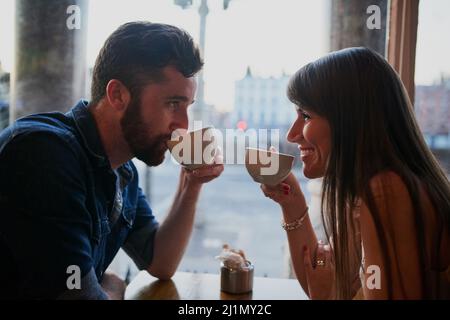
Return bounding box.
[105,79,131,112]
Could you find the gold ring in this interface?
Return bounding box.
[316,259,325,266]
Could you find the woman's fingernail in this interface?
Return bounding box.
[283,185,290,190]
[284,190,289,195]
[303,246,307,252]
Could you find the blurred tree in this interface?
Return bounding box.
[330,0,388,56]
[12,0,89,120]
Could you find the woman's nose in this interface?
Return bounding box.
[287,118,303,143]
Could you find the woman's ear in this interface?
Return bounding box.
[105,79,131,113]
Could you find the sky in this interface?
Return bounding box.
[1,0,450,111]
[415,0,450,85]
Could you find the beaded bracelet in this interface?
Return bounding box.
[281,206,309,231]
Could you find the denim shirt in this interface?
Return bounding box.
[0,100,159,299]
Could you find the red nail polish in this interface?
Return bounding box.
[284,190,289,195]
[303,246,307,252]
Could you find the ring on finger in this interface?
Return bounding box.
[316,259,325,267]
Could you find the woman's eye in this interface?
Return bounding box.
[300,111,311,120]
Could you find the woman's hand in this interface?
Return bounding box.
[303,241,335,300]
[259,146,305,207]
[260,172,305,207]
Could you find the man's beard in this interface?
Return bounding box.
[120,98,170,167]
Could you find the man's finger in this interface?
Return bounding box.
[191,164,223,177]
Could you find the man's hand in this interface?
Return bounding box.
[100,271,126,300]
[183,164,224,186]
[182,147,224,187]
[147,148,224,279]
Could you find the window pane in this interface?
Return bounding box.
[142,0,329,278]
[415,0,450,175]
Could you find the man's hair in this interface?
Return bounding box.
[90,21,203,105]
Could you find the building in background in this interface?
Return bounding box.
[415,76,450,173]
[330,0,388,56]
[11,0,88,120]
[415,76,450,149]
[232,67,296,130]
[230,67,298,159]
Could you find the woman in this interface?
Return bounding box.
[261,47,450,299]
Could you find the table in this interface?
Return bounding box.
[125,271,309,300]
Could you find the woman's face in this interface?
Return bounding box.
[287,107,331,179]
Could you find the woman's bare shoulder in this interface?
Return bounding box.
[362,170,427,242]
[369,171,406,192]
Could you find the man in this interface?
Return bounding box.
[0,22,223,299]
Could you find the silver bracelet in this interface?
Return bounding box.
[281,206,309,231]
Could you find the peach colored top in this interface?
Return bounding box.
[354,171,449,299]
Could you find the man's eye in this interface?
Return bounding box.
[168,101,180,109]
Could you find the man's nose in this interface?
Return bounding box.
[171,110,189,131]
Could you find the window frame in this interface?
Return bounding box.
[387,0,420,105]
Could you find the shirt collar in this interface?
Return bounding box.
[69,100,110,168]
[69,100,134,184]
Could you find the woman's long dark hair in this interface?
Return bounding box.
[287,47,450,299]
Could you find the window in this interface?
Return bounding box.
[0,0,353,280]
[271,96,278,107]
[414,0,450,173]
[0,0,13,130]
[143,0,328,279]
